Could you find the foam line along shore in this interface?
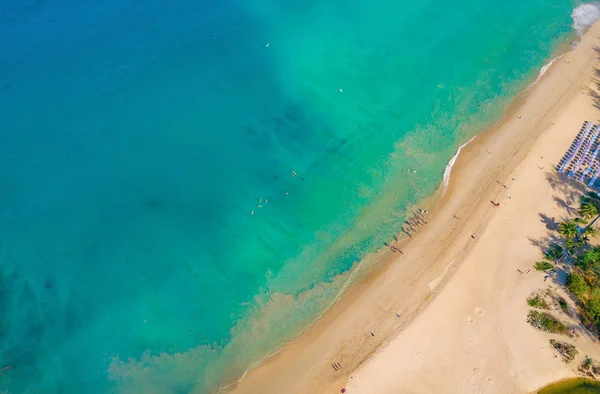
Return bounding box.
[227,10,600,394]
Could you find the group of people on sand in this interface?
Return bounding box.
[385,208,429,255]
[401,209,428,237]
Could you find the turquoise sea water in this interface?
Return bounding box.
[0,0,594,392]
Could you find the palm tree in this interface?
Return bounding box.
[544,243,564,262]
[579,201,599,220]
[581,193,600,230]
[585,226,598,237]
[579,233,591,246]
[559,220,579,240]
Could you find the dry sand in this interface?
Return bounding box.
[226,23,600,394]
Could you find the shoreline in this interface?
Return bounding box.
[442,135,477,193]
[224,21,600,394]
[347,22,600,394]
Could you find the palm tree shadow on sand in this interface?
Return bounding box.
[529,170,600,341]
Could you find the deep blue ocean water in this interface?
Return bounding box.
[0,0,595,392]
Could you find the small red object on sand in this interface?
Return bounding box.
[341,389,346,393]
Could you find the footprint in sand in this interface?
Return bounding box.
[467,317,474,323]
[475,308,482,315]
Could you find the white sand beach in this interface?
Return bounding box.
[227,22,600,394]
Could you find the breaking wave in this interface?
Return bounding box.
[572,2,600,35]
[443,136,477,192]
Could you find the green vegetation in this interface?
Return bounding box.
[535,261,554,271]
[558,196,600,332]
[580,192,600,236]
[576,247,600,271]
[531,193,600,336]
[581,192,600,217]
[560,220,579,241]
[527,293,550,309]
[544,244,564,262]
[574,217,589,225]
[559,297,569,313]
[579,201,599,220]
[527,310,567,334]
[567,273,591,299]
[567,248,600,330]
[538,378,600,394]
[549,339,578,363]
[556,197,600,254]
[587,226,599,237]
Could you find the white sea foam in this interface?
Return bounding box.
[527,55,563,90]
[520,3,600,94]
[442,136,477,192]
[572,2,600,35]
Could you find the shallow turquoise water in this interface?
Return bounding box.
[0,0,590,392]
